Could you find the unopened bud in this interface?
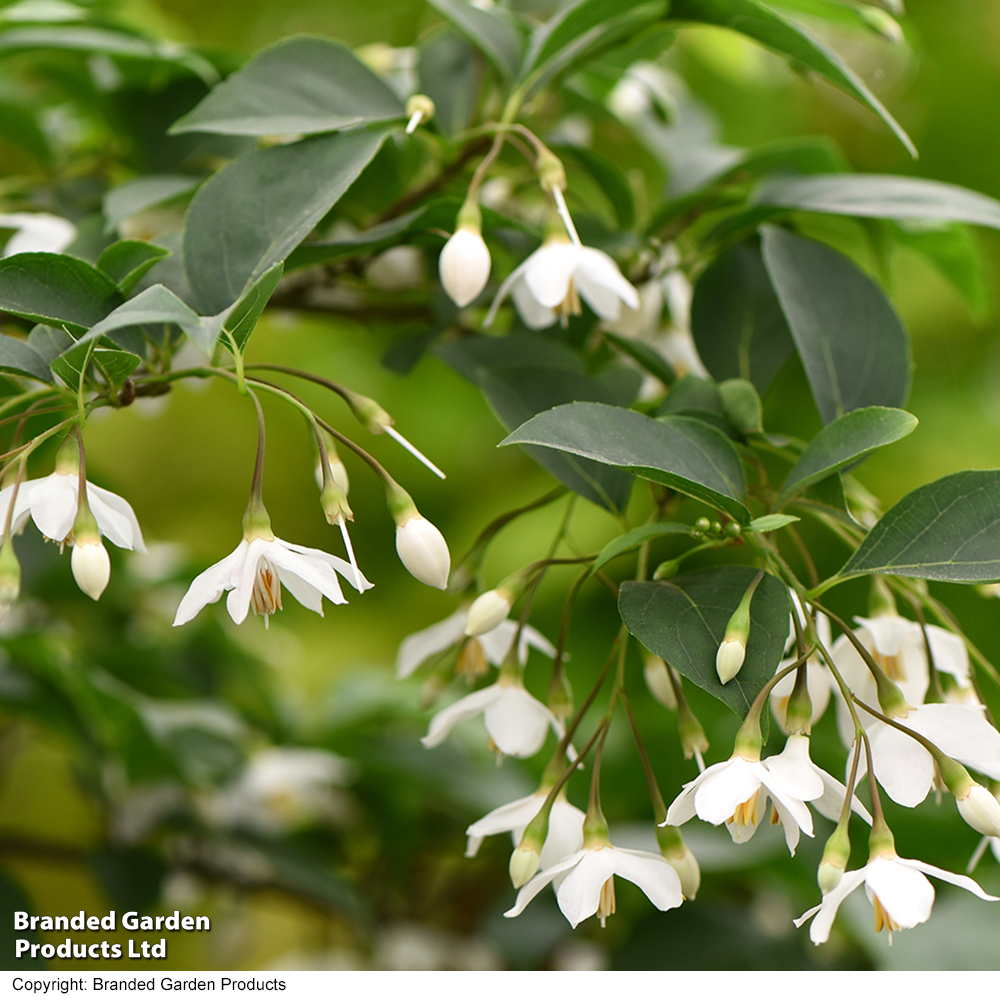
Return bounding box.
[509,842,541,888]
[440,200,490,307]
[72,536,111,600]
[465,588,513,636]
[0,540,20,621]
[716,636,746,684]
[395,512,451,590]
[955,781,1000,837]
[818,826,851,894]
[694,517,710,534]
[652,557,681,580]
[656,825,700,899]
[644,656,677,710]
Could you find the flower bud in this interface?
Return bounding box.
[644,655,677,710]
[72,537,111,600]
[465,588,512,636]
[955,782,1000,838]
[440,201,491,307]
[656,825,699,899]
[818,825,851,894]
[509,842,541,888]
[395,514,450,590]
[716,637,745,684]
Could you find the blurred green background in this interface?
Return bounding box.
[2,0,1000,972]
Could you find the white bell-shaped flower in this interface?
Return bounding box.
[440,227,491,307]
[395,514,450,590]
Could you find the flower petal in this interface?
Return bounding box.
[173,542,248,626]
[610,847,683,910]
[283,540,373,593]
[693,758,761,826]
[907,704,1000,780]
[899,856,999,901]
[864,856,935,929]
[395,609,468,679]
[763,735,825,803]
[504,851,584,919]
[555,849,618,928]
[27,473,78,542]
[511,278,557,329]
[266,542,347,610]
[797,868,868,944]
[524,242,579,309]
[88,483,147,553]
[575,247,639,319]
[540,799,585,869]
[868,720,935,807]
[421,685,502,748]
[483,687,554,757]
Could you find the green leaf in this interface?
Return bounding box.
[837,471,1000,583]
[747,514,800,532]
[592,522,692,575]
[103,175,200,234]
[551,142,636,230]
[691,241,795,396]
[428,0,523,81]
[789,471,859,526]
[223,261,283,352]
[501,401,751,522]
[619,567,791,717]
[718,378,763,436]
[777,406,917,507]
[170,37,404,138]
[436,335,637,513]
[761,226,911,424]
[97,240,171,296]
[72,284,220,353]
[603,332,676,386]
[0,333,52,381]
[418,31,478,137]
[0,252,122,333]
[668,0,915,156]
[659,375,724,418]
[524,0,668,87]
[91,348,141,385]
[755,174,1000,229]
[184,128,391,314]
[768,0,902,38]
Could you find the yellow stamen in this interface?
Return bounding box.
[873,649,905,682]
[557,280,582,327]
[251,557,282,628]
[597,877,616,928]
[729,789,763,830]
[457,637,489,683]
[872,894,900,941]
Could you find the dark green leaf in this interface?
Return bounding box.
[90,848,167,915]
[838,471,1000,583]
[551,142,636,229]
[777,406,917,507]
[171,37,404,137]
[418,31,478,137]
[761,226,911,424]
[668,0,915,156]
[501,401,751,522]
[428,0,523,81]
[0,333,52,381]
[769,0,902,37]
[691,241,795,396]
[604,331,676,386]
[756,174,1000,229]
[103,175,200,234]
[592,522,692,574]
[184,128,391,314]
[619,567,791,716]
[92,349,141,386]
[718,378,763,435]
[97,240,171,296]
[436,335,636,512]
[0,252,122,333]
[524,0,668,87]
[789,471,859,526]
[747,514,800,532]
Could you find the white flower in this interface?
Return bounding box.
[421,676,563,758]
[486,236,639,330]
[172,534,372,628]
[956,782,1000,838]
[715,636,745,684]
[395,514,450,590]
[395,608,556,679]
[795,852,997,945]
[440,227,491,307]
[466,792,585,869]
[71,536,110,600]
[0,212,76,256]
[201,747,355,836]
[859,703,1000,807]
[0,470,146,553]
[644,656,677,709]
[666,736,869,854]
[505,841,683,928]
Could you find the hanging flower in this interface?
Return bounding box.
[173,535,372,628]
[505,840,683,928]
[0,212,76,256]
[395,608,556,679]
[465,791,585,869]
[485,235,639,330]
[0,470,146,554]
[395,513,450,590]
[421,675,563,758]
[795,851,997,945]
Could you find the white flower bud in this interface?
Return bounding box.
[395,515,450,590]
[509,843,541,888]
[956,782,1000,837]
[465,588,511,637]
[440,227,491,307]
[716,637,746,684]
[72,537,111,600]
[644,656,677,709]
[664,847,700,900]
[818,859,845,895]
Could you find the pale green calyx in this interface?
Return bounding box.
[818,825,851,894]
[536,149,566,193]
[54,433,80,476]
